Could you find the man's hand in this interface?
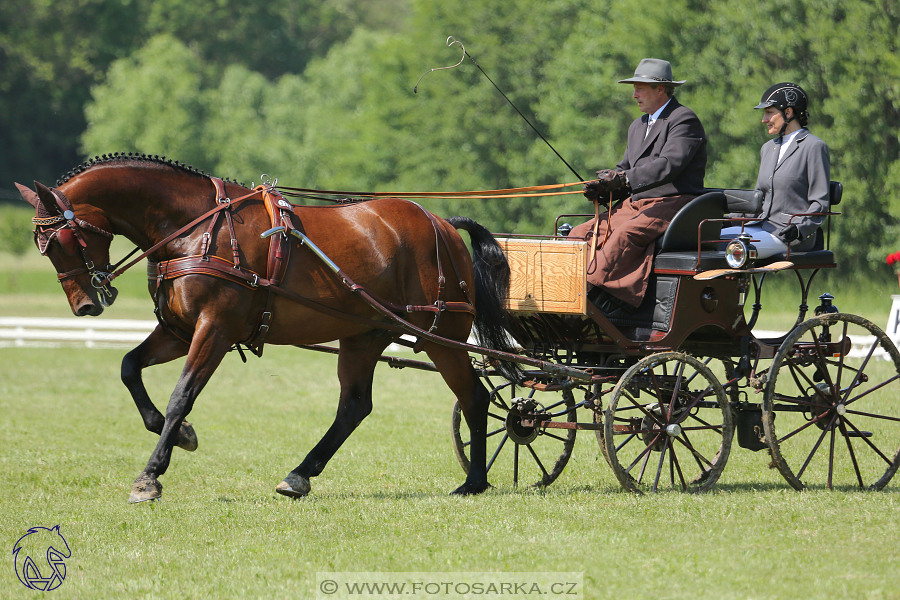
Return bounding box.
[778,224,800,242]
[596,169,627,191]
[583,180,604,201]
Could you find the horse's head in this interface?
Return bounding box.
[17,181,118,316]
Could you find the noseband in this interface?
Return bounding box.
[33,187,117,303]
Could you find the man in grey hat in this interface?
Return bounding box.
[570,58,707,309]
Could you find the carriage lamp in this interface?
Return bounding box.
[725,233,757,269]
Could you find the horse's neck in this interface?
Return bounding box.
[85,169,214,249]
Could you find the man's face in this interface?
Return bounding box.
[632,83,668,114]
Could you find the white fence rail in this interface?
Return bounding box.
[1,318,897,357]
[0,317,155,348]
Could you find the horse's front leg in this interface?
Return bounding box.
[121,325,196,451]
[129,321,231,503]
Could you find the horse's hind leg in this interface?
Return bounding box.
[425,344,491,495]
[121,325,197,451]
[276,331,391,498]
[130,321,232,503]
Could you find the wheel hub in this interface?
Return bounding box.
[809,382,837,430]
[506,398,543,445]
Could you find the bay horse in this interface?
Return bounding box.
[17,154,517,502]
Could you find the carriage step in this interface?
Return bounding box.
[844,431,873,438]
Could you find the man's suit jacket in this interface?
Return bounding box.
[617,97,708,201]
[752,129,831,245]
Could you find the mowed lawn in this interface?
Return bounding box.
[2,340,900,600]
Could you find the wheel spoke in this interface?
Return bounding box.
[525,443,550,479]
[684,412,724,435]
[827,424,836,490]
[487,433,509,472]
[669,443,688,491]
[795,413,837,480]
[625,434,661,475]
[838,418,865,489]
[842,415,895,466]
[674,431,714,469]
[777,410,833,444]
[844,408,900,423]
[845,374,900,407]
[540,430,571,443]
[652,437,670,493]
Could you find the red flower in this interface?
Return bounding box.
[888,251,900,272]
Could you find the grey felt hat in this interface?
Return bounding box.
[618,58,686,86]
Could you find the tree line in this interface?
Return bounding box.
[2,0,898,275]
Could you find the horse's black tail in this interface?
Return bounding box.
[447,216,522,383]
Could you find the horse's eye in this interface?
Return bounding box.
[56,227,78,256]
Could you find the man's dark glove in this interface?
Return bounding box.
[596,169,627,191]
[583,180,604,201]
[778,224,800,242]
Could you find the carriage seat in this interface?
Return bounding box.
[652,189,762,272]
[656,189,763,253]
[653,182,842,271]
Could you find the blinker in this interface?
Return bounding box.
[56,227,79,256]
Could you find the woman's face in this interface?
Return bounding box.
[762,106,793,135]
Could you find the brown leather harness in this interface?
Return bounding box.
[47,177,477,357]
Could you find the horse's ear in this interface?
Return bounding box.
[33,181,62,216]
[15,182,41,209]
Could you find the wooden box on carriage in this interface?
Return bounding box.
[497,238,589,314]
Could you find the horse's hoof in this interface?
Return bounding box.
[176,420,198,452]
[450,481,491,496]
[129,473,162,503]
[275,473,311,498]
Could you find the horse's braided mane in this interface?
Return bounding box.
[56,152,245,187]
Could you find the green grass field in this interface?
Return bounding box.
[3,342,900,599]
[2,242,900,599]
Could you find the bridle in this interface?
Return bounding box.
[33,187,117,304]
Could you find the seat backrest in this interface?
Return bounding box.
[829,180,842,206]
[657,191,727,252]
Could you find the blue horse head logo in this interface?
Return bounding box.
[12,525,71,591]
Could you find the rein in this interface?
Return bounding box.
[277,181,588,202]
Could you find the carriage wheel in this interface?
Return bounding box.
[594,357,737,468]
[762,313,900,490]
[603,352,733,494]
[451,380,577,488]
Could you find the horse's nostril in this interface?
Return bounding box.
[77,304,96,316]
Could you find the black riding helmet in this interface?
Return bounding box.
[753,82,809,125]
[754,83,810,135]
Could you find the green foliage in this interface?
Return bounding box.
[6,0,900,274]
[0,205,33,258]
[0,0,409,190]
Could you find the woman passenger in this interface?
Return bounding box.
[722,83,831,257]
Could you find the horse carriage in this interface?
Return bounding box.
[452,181,900,493]
[18,154,900,500]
